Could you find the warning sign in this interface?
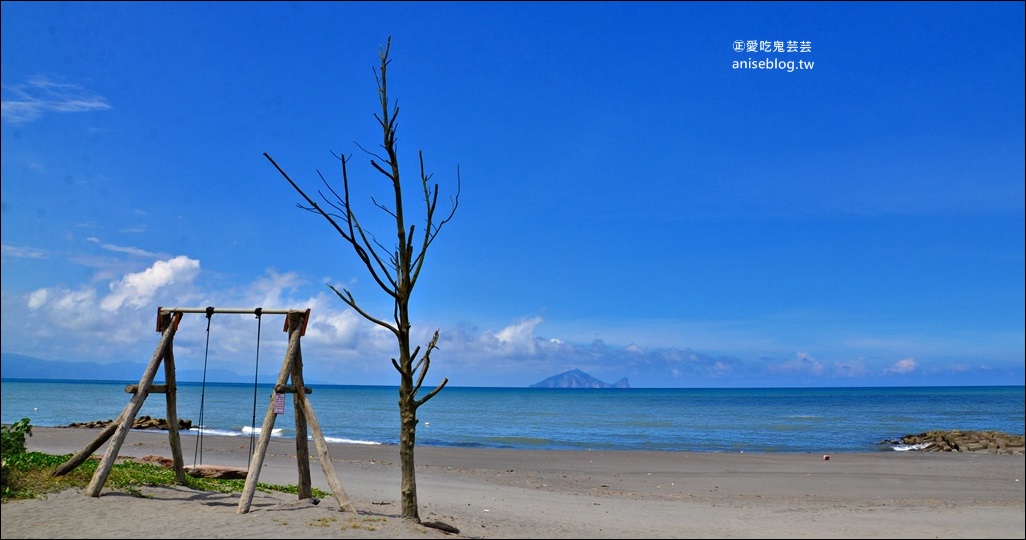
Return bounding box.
[273,393,285,414]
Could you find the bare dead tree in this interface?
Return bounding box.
[264,36,460,521]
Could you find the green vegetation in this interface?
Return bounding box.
[1,419,326,503]
[1,417,33,496]
[2,418,33,457]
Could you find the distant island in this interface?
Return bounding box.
[530,369,629,389]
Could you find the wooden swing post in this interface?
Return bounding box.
[82,310,183,496]
[237,309,354,513]
[54,306,352,515]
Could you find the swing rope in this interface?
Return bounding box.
[193,306,214,467]
[249,308,263,459]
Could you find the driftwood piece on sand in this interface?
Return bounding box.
[184,465,248,480]
[139,455,247,480]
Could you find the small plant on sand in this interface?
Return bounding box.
[308,516,338,527]
[1,418,32,457]
[341,516,382,532]
[1,418,33,498]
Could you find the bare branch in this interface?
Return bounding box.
[353,141,390,167]
[268,153,403,300]
[414,378,448,410]
[410,162,461,286]
[327,284,398,336]
[369,195,399,220]
[265,153,352,243]
[385,106,399,139]
[334,156,399,293]
[411,330,449,409]
[406,224,416,256]
[412,330,439,398]
[369,159,397,182]
[350,211,399,288]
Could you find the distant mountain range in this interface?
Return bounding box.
[0,353,250,383]
[530,369,629,389]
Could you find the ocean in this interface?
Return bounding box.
[1,379,1022,454]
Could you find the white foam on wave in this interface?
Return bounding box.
[185,427,240,437]
[323,436,381,445]
[242,426,283,435]
[892,442,932,452]
[185,426,376,443]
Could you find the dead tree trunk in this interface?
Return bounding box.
[265,36,459,521]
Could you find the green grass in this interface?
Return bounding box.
[1,451,328,503]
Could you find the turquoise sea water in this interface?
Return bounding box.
[1,380,1022,453]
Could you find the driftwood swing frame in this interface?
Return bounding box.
[54,306,354,514]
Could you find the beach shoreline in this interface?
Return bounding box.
[2,427,1024,538]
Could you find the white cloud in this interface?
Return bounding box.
[247,269,304,308]
[99,256,200,311]
[623,343,644,354]
[767,351,825,376]
[4,252,1018,387]
[318,309,364,346]
[15,256,204,356]
[493,316,544,354]
[33,286,103,332]
[86,237,161,258]
[885,357,918,374]
[1,75,112,124]
[1,242,47,260]
[26,288,50,309]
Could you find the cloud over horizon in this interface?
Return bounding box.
[1,251,1021,388]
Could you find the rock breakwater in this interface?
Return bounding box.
[890,429,1024,455]
[64,415,193,431]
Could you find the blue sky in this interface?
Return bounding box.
[2,1,1023,388]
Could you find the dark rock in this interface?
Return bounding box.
[64,418,194,431]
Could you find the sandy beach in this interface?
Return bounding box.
[2,427,1023,539]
